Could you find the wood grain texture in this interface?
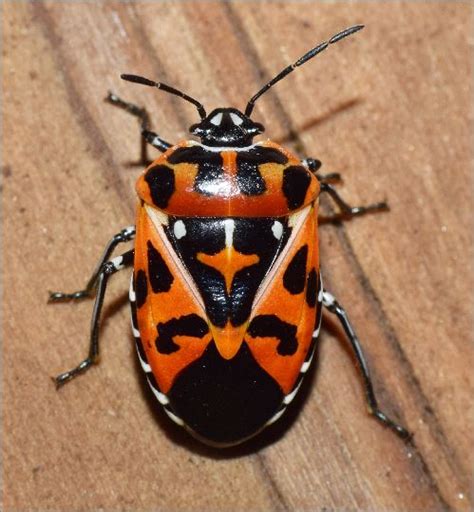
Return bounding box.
[3,1,472,510]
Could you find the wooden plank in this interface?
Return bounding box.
[3,2,471,510]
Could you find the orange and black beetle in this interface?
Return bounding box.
[50,25,410,446]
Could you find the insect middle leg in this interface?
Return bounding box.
[49,226,135,302]
[53,249,135,387]
[322,289,411,440]
[105,92,172,165]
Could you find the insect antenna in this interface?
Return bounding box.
[244,25,364,117]
[121,74,207,120]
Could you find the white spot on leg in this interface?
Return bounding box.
[173,220,186,239]
[123,225,136,238]
[111,255,124,270]
[271,221,283,240]
[322,290,336,307]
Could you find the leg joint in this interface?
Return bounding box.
[302,157,322,173]
[116,225,136,243]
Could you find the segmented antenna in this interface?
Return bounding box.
[244,25,364,117]
[121,74,207,120]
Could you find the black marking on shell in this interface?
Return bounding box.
[168,341,284,445]
[145,164,175,208]
[282,165,311,210]
[156,314,209,354]
[248,314,298,356]
[283,245,308,295]
[135,269,148,308]
[305,268,317,308]
[235,147,287,196]
[166,217,290,328]
[167,146,224,197]
[147,241,173,293]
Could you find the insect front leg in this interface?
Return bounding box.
[49,226,135,302]
[302,158,341,183]
[303,157,387,219]
[105,92,172,165]
[319,182,388,219]
[322,289,411,440]
[54,250,135,387]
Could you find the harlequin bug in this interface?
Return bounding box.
[50,25,410,446]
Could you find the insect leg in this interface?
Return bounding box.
[320,182,388,219]
[322,289,411,440]
[49,226,135,302]
[54,250,134,387]
[105,92,172,164]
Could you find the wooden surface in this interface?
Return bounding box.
[3,2,472,510]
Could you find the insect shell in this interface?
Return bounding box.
[53,25,410,447]
[132,125,321,447]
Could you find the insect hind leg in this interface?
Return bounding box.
[54,250,134,388]
[322,289,411,440]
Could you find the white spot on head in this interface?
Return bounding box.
[271,220,283,240]
[230,112,243,125]
[210,112,223,126]
[173,220,186,239]
[193,141,258,152]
